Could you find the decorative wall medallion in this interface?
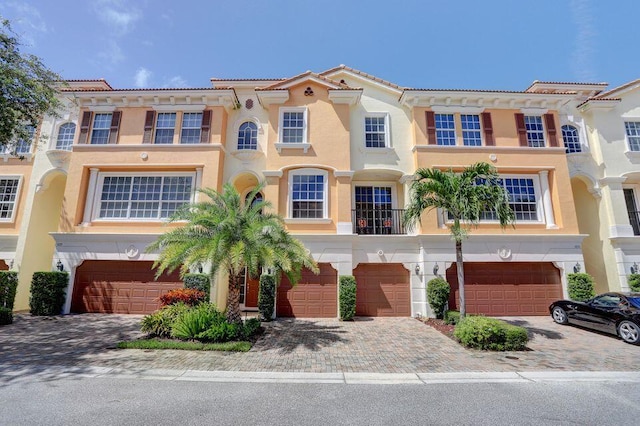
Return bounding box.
[125,245,139,258]
[245,99,253,109]
[498,246,511,260]
[304,87,314,96]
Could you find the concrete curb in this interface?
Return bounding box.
[2,364,640,385]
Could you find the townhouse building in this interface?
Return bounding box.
[7,66,587,318]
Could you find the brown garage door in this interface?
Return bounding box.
[353,264,411,317]
[71,260,183,314]
[277,263,337,318]
[0,260,8,271]
[446,262,562,316]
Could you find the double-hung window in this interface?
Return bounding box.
[96,173,194,220]
[435,114,456,146]
[290,169,326,219]
[15,126,35,155]
[56,123,76,150]
[525,116,545,147]
[180,112,202,144]
[476,177,539,222]
[625,122,640,152]
[0,177,21,221]
[91,113,112,145]
[460,115,482,146]
[155,113,176,144]
[280,108,307,144]
[364,115,388,148]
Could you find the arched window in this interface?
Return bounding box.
[245,191,263,214]
[238,122,258,150]
[562,125,581,154]
[56,123,76,150]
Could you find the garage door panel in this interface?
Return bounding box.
[276,264,337,318]
[354,264,410,317]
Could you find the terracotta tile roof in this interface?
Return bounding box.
[62,87,228,92]
[403,87,577,95]
[576,97,621,108]
[593,78,640,99]
[256,70,356,91]
[210,78,286,82]
[320,64,404,90]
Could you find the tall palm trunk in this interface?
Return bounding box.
[226,273,243,324]
[456,239,466,318]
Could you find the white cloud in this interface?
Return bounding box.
[96,39,125,65]
[5,2,48,46]
[93,0,141,35]
[570,0,597,82]
[162,76,188,88]
[134,67,152,88]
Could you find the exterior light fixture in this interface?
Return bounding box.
[414,264,420,276]
[631,262,639,275]
[573,262,581,273]
[56,260,64,272]
[433,263,439,276]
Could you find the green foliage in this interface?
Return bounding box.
[29,272,68,316]
[170,303,226,340]
[0,306,12,325]
[197,322,241,342]
[568,273,596,302]
[339,275,356,321]
[141,303,190,338]
[242,318,262,338]
[0,271,18,310]
[184,273,210,300]
[454,316,528,351]
[427,277,450,319]
[117,339,251,352]
[258,274,276,321]
[628,274,640,292]
[0,19,62,152]
[158,288,206,307]
[444,310,461,325]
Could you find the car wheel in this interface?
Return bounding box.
[618,321,640,345]
[551,306,568,324]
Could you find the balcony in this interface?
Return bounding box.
[352,209,406,235]
[628,210,640,236]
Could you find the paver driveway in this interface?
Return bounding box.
[0,314,637,374]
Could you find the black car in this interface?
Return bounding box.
[549,292,640,345]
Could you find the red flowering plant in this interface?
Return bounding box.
[158,288,206,307]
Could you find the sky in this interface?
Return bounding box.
[1,0,638,92]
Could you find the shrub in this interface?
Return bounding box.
[159,288,206,307]
[0,271,18,310]
[453,316,528,351]
[444,310,460,325]
[198,322,241,342]
[258,274,276,321]
[427,277,450,319]
[339,275,356,321]
[141,303,191,338]
[241,317,262,338]
[29,272,68,316]
[568,273,595,302]
[0,307,12,325]
[171,303,226,340]
[628,274,640,292]
[184,273,210,300]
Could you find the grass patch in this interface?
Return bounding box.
[117,338,252,352]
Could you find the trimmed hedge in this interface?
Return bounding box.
[628,274,640,292]
[159,288,206,307]
[0,307,12,325]
[444,310,460,325]
[0,271,18,310]
[339,275,356,321]
[258,274,276,321]
[454,316,528,351]
[184,273,210,300]
[568,273,595,302]
[29,272,69,316]
[427,277,450,319]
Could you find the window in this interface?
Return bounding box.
[96,174,194,220]
[180,112,202,144]
[290,170,326,219]
[624,188,640,235]
[561,125,581,153]
[238,122,258,150]
[90,113,112,145]
[525,116,545,147]
[468,177,539,222]
[354,186,396,234]
[15,126,34,155]
[364,115,388,148]
[154,113,176,144]
[280,108,306,143]
[625,122,640,152]
[435,114,456,146]
[56,123,76,150]
[0,177,20,221]
[461,115,482,146]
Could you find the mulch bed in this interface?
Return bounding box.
[419,317,456,341]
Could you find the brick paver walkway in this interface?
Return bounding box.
[0,314,637,374]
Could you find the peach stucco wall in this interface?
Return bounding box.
[0,160,33,235]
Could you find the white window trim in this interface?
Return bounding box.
[287,168,329,221]
[276,107,309,152]
[459,114,483,147]
[560,118,589,154]
[0,175,22,223]
[363,113,391,149]
[179,112,203,144]
[90,113,112,145]
[624,121,640,154]
[91,171,196,222]
[154,112,177,145]
[54,121,77,151]
[434,113,457,146]
[524,115,547,148]
[351,182,398,209]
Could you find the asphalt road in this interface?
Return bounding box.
[1,376,638,425]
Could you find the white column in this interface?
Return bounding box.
[81,168,100,226]
[539,170,557,229]
[194,167,203,203]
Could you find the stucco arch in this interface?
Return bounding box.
[36,167,67,193]
[569,173,600,198]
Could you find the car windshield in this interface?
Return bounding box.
[628,297,640,309]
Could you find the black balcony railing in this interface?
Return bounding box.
[628,210,640,236]
[352,208,406,235]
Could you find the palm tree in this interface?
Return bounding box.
[147,183,318,324]
[404,162,515,318]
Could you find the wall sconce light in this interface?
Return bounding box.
[414,264,420,276]
[631,262,639,275]
[198,264,203,274]
[56,260,64,272]
[573,262,581,273]
[433,263,439,276]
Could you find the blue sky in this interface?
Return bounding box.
[1,0,638,91]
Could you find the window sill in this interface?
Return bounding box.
[2,153,33,162]
[284,218,332,225]
[230,149,264,161]
[274,142,310,153]
[624,150,640,162]
[358,146,395,155]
